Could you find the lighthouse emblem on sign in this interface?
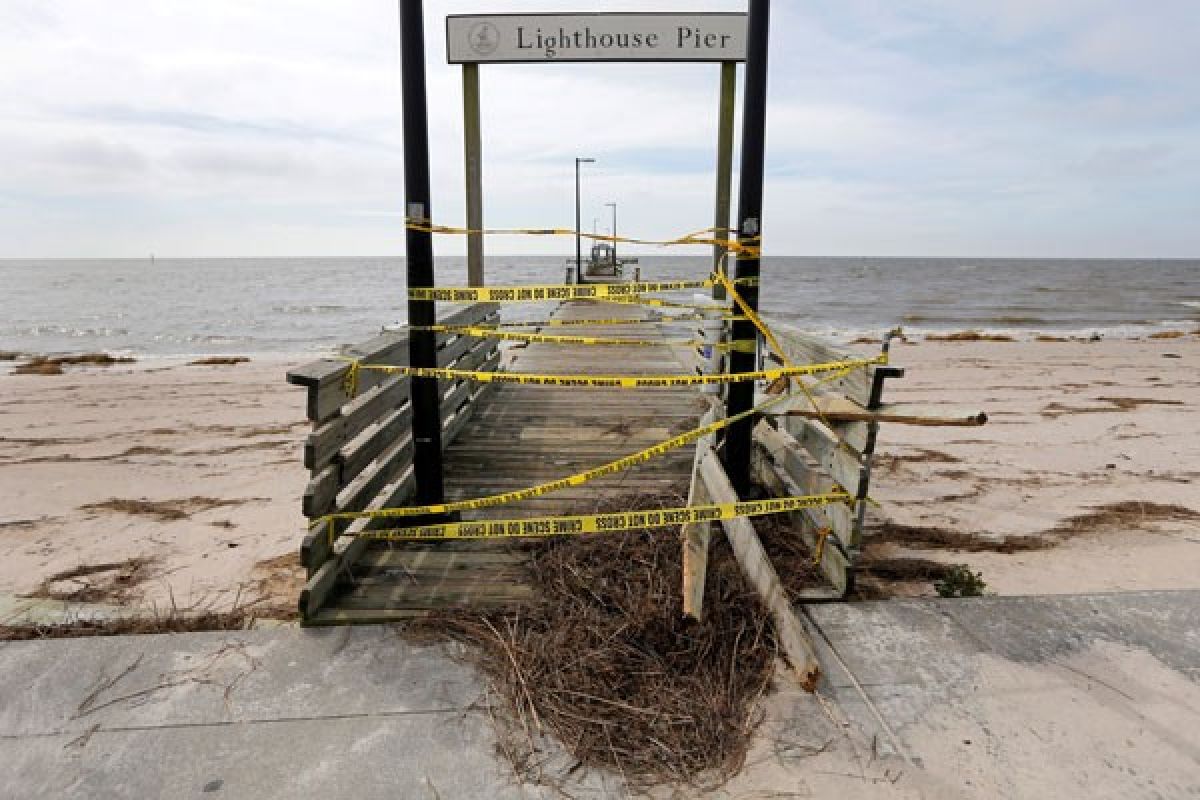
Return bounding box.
[468,22,500,56]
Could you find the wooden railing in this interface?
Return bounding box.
[752,325,904,595]
[286,302,501,618]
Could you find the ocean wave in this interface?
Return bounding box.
[3,324,129,337]
[271,304,364,314]
[1178,301,1200,311]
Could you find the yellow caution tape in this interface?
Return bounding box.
[406,218,762,259]
[414,324,754,352]
[596,295,733,311]
[317,392,794,528]
[349,492,848,543]
[489,315,742,327]
[408,278,715,303]
[715,270,790,367]
[341,353,885,393]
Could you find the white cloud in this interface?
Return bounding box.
[0,0,1197,257]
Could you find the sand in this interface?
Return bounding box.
[0,357,308,617]
[1,336,1197,618]
[870,335,1200,596]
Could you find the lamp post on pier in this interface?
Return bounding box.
[605,201,617,269]
[575,157,595,283]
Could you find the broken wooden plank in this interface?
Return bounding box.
[681,404,719,621]
[773,395,987,427]
[697,441,821,690]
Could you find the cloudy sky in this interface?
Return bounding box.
[2,0,1197,258]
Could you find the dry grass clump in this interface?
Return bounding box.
[188,356,250,366]
[925,331,1015,342]
[0,350,23,360]
[79,496,250,521]
[867,501,1198,563]
[1148,330,1186,339]
[13,360,64,375]
[29,557,158,604]
[417,489,780,789]
[1046,501,1200,536]
[1041,396,1184,417]
[0,609,252,641]
[13,352,135,374]
[1035,334,1070,342]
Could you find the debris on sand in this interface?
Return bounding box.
[925,331,1015,342]
[188,356,251,366]
[410,489,783,790]
[13,353,136,374]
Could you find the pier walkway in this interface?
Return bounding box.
[312,300,707,622]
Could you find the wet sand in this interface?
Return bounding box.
[0,336,1197,617]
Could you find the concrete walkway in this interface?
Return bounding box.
[2,591,1197,798]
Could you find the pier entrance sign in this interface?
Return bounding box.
[447,13,746,63]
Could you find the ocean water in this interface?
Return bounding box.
[1,256,1196,357]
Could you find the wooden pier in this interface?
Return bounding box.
[287,296,916,642]
[289,300,708,624]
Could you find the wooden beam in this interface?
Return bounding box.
[774,395,987,427]
[698,442,821,690]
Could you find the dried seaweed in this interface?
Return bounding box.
[410,488,780,790]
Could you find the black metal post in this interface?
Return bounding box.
[607,202,617,267]
[399,0,444,505]
[722,0,770,495]
[574,157,593,283]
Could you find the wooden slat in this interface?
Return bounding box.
[751,446,853,594]
[287,303,498,422]
[698,442,821,690]
[302,465,339,520]
[754,420,857,545]
[305,342,500,500]
[299,363,499,579]
[767,323,904,409]
[300,468,416,614]
[329,436,415,520]
[337,404,414,486]
[305,376,410,471]
[758,416,866,499]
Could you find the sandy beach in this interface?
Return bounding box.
[1,336,1197,619]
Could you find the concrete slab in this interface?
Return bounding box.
[804,590,1200,798]
[0,628,556,799]
[2,591,1197,799]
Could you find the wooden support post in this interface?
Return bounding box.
[712,61,736,302]
[462,63,484,287]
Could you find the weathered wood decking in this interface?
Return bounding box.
[307,301,707,623]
